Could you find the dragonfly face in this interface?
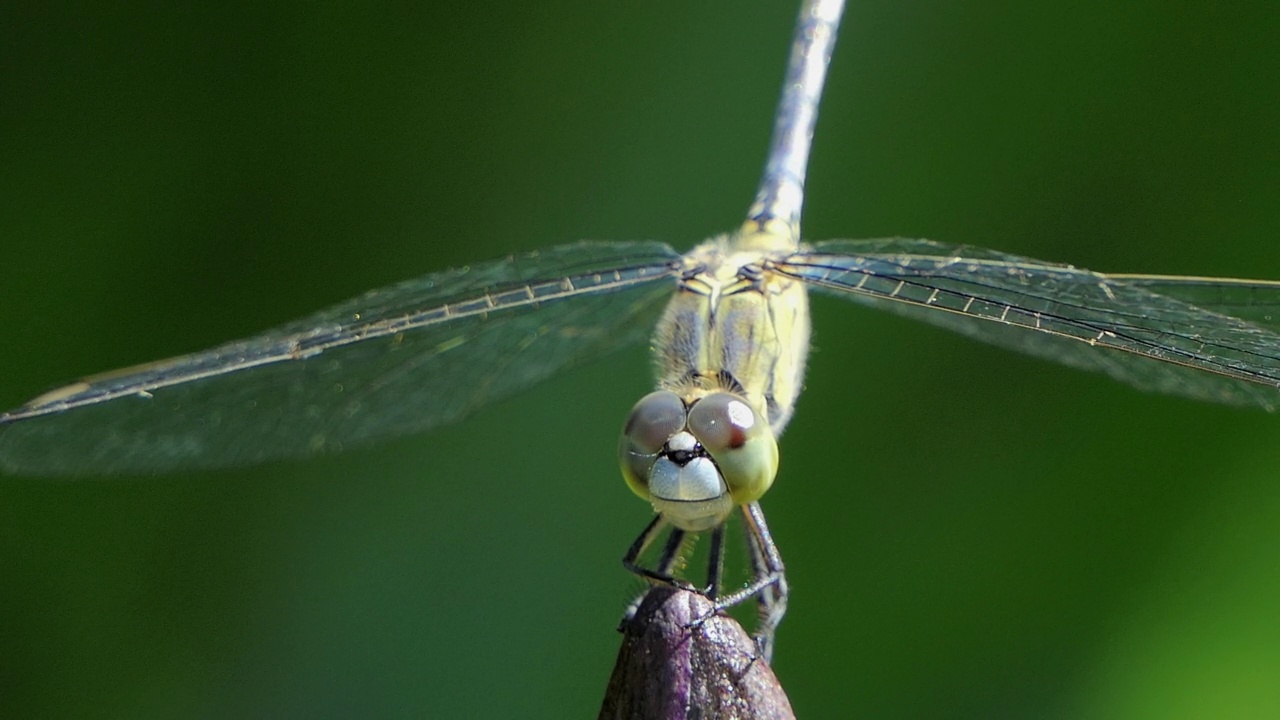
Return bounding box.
[619,389,776,532]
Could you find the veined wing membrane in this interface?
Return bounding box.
[1111,274,1280,330]
[776,238,1280,409]
[0,241,681,476]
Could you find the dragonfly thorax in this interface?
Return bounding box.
[657,234,812,436]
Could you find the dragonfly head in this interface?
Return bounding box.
[619,390,779,531]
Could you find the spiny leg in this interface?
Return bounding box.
[710,502,788,661]
[705,521,727,599]
[619,506,787,660]
[657,522,688,578]
[622,514,694,588]
[620,514,692,627]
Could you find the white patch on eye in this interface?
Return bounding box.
[727,399,754,429]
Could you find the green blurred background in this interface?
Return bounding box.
[3,1,1279,717]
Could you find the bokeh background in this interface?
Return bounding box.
[3,1,1279,717]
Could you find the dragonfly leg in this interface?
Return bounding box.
[620,507,786,661]
[704,521,726,599]
[621,514,695,587]
[709,501,788,661]
[620,515,697,626]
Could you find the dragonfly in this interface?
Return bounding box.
[4,0,1280,661]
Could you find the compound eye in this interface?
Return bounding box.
[622,391,686,453]
[686,393,778,504]
[618,391,687,499]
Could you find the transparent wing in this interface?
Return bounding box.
[0,241,682,476]
[776,238,1280,409]
[1111,274,1280,329]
